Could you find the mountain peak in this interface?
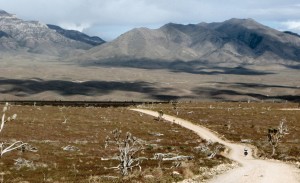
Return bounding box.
[210,18,268,33]
[163,22,181,27]
[162,22,198,29]
[227,18,255,22]
[83,18,300,64]
[224,18,260,25]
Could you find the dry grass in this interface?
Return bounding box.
[151,101,300,161]
[0,104,229,182]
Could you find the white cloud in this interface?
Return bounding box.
[282,21,300,31]
[59,22,91,32]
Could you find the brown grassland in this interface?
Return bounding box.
[0,104,230,183]
[1,101,299,182]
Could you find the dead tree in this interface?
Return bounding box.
[207,145,223,159]
[171,101,179,115]
[195,141,223,159]
[1,103,27,157]
[267,118,289,156]
[226,121,231,131]
[105,129,144,176]
[152,153,193,169]
[157,110,164,121]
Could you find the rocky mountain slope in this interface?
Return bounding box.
[1,8,299,66]
[82,18,300,65]
[47,24,105,46]
[0,10,103,57]
[284,31,300,38]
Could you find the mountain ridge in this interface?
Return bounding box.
[47,24,105,46]
[0,9,104,57]
[1,9,300,65]
[284,31,300,38]
[80,18,300,65]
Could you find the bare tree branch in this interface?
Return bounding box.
[268,118,289,156]
[104,129,144,176]
[0,103,28,158]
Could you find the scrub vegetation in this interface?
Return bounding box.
[0,104,230,182]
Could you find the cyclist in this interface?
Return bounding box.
[244,148,248,156]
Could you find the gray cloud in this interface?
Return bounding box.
[1,0,300,40]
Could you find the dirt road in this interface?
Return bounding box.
[279,108,300,111]
[131,109,300,183]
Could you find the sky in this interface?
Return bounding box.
[1,0,300,41]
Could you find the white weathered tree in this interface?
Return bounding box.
[171,101,179,116]
[157,110,164,121]
[1,102,27,158]
[267,118,289,156]
[195,141,223,159]
[104,129,144,176]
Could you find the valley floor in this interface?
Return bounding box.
[0,58,299,101]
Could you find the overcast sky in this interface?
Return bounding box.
[1,0,300,41]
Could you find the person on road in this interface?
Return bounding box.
[244,148,248,156]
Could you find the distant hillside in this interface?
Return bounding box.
[0,9,103,57]
[81,18,300,65]
[47,24,105,46]
[284,31,300,38]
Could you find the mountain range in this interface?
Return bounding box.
[0,9,104,57]
[0,9,299,101]
[81,18,300,66]
[1,9,300,65]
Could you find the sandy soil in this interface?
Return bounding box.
[131,109,300,183]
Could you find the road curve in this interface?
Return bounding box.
[131,109,300,183]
